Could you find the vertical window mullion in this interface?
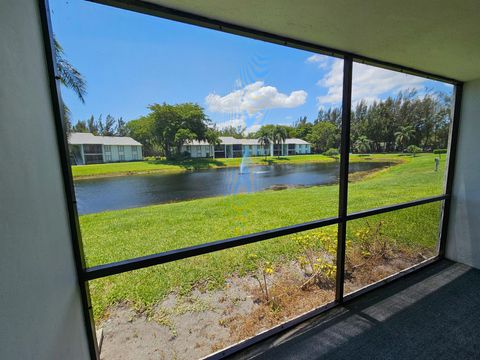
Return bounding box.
[438,83,463,257]
[38,0,99,358]
[335,56,353,303]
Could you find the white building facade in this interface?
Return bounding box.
[68,132,143,165]
[182,136,311,158]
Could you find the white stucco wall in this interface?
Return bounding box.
[102,145,142,162]
[0,1,90,359]
[182,144,214,158]
[446,79,480,269]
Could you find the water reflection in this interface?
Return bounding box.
[75,162,389,214]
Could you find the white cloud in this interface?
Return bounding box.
[214,116,246,130]
[306,54,329,68]
[205,81,307,115]
[316,59,426,107]
[245,124,261,134]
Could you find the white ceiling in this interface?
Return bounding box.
[145,0,480,82]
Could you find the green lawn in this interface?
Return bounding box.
[83,153,445,318]
[72,154,391,179]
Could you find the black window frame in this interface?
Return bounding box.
[39,0,463,358]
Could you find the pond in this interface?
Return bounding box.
[74,161,391,214]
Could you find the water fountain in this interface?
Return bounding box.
[239,147,251,174]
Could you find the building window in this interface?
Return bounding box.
[119,154,125,161]
[132,146,139,160]
[118,145,125,153]
[104,145,111,153]
[84,154,103,164]
[83,144,102,154]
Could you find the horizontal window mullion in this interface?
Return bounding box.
[83,216,339,280]
[346,194,448,221]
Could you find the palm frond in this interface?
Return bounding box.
[54,38,87,103]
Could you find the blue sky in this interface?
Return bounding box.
[50,0,452,133]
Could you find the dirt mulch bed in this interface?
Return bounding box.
[97,248,433,359]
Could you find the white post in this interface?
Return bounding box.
[80,144,85,165]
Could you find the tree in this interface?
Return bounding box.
[306,121,338,153]
[148,103,212,159]
[394,125,416,151]
[406,145,422,157]
[174,129,197,156]
[316,107,342,127]
[126,116,159,156]
[353,135,371,154]
[116,117,128,136]
[292,116,313,139]
[272,125,287,158]
[55,39,86,103]
[257,134,271,160]
[87,115,99,135]
[72,120,88,133]
[98,114,116,136]
[74,114,129,137]
[217,125,246,138]
[54,38,86,132]
[346,89,452,153]
[205,128,221,148]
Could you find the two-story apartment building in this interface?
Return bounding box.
[181,136,311,158]
[68,132,143,165]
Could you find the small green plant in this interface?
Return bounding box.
[293,229,337,289]
[246,254,275,303]
[406,145,422,157]
[354,220,396,261]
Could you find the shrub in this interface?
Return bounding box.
[323,148,340,158]
[292,229,337,289]
[406,145,421,157]
[345,220,398,278]
[433,149,447,159]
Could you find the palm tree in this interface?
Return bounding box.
[353,135,371,154]
[54,38,87,131]
[272,125,287,158]
[394,125,415,152]
[258,134,271,160]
